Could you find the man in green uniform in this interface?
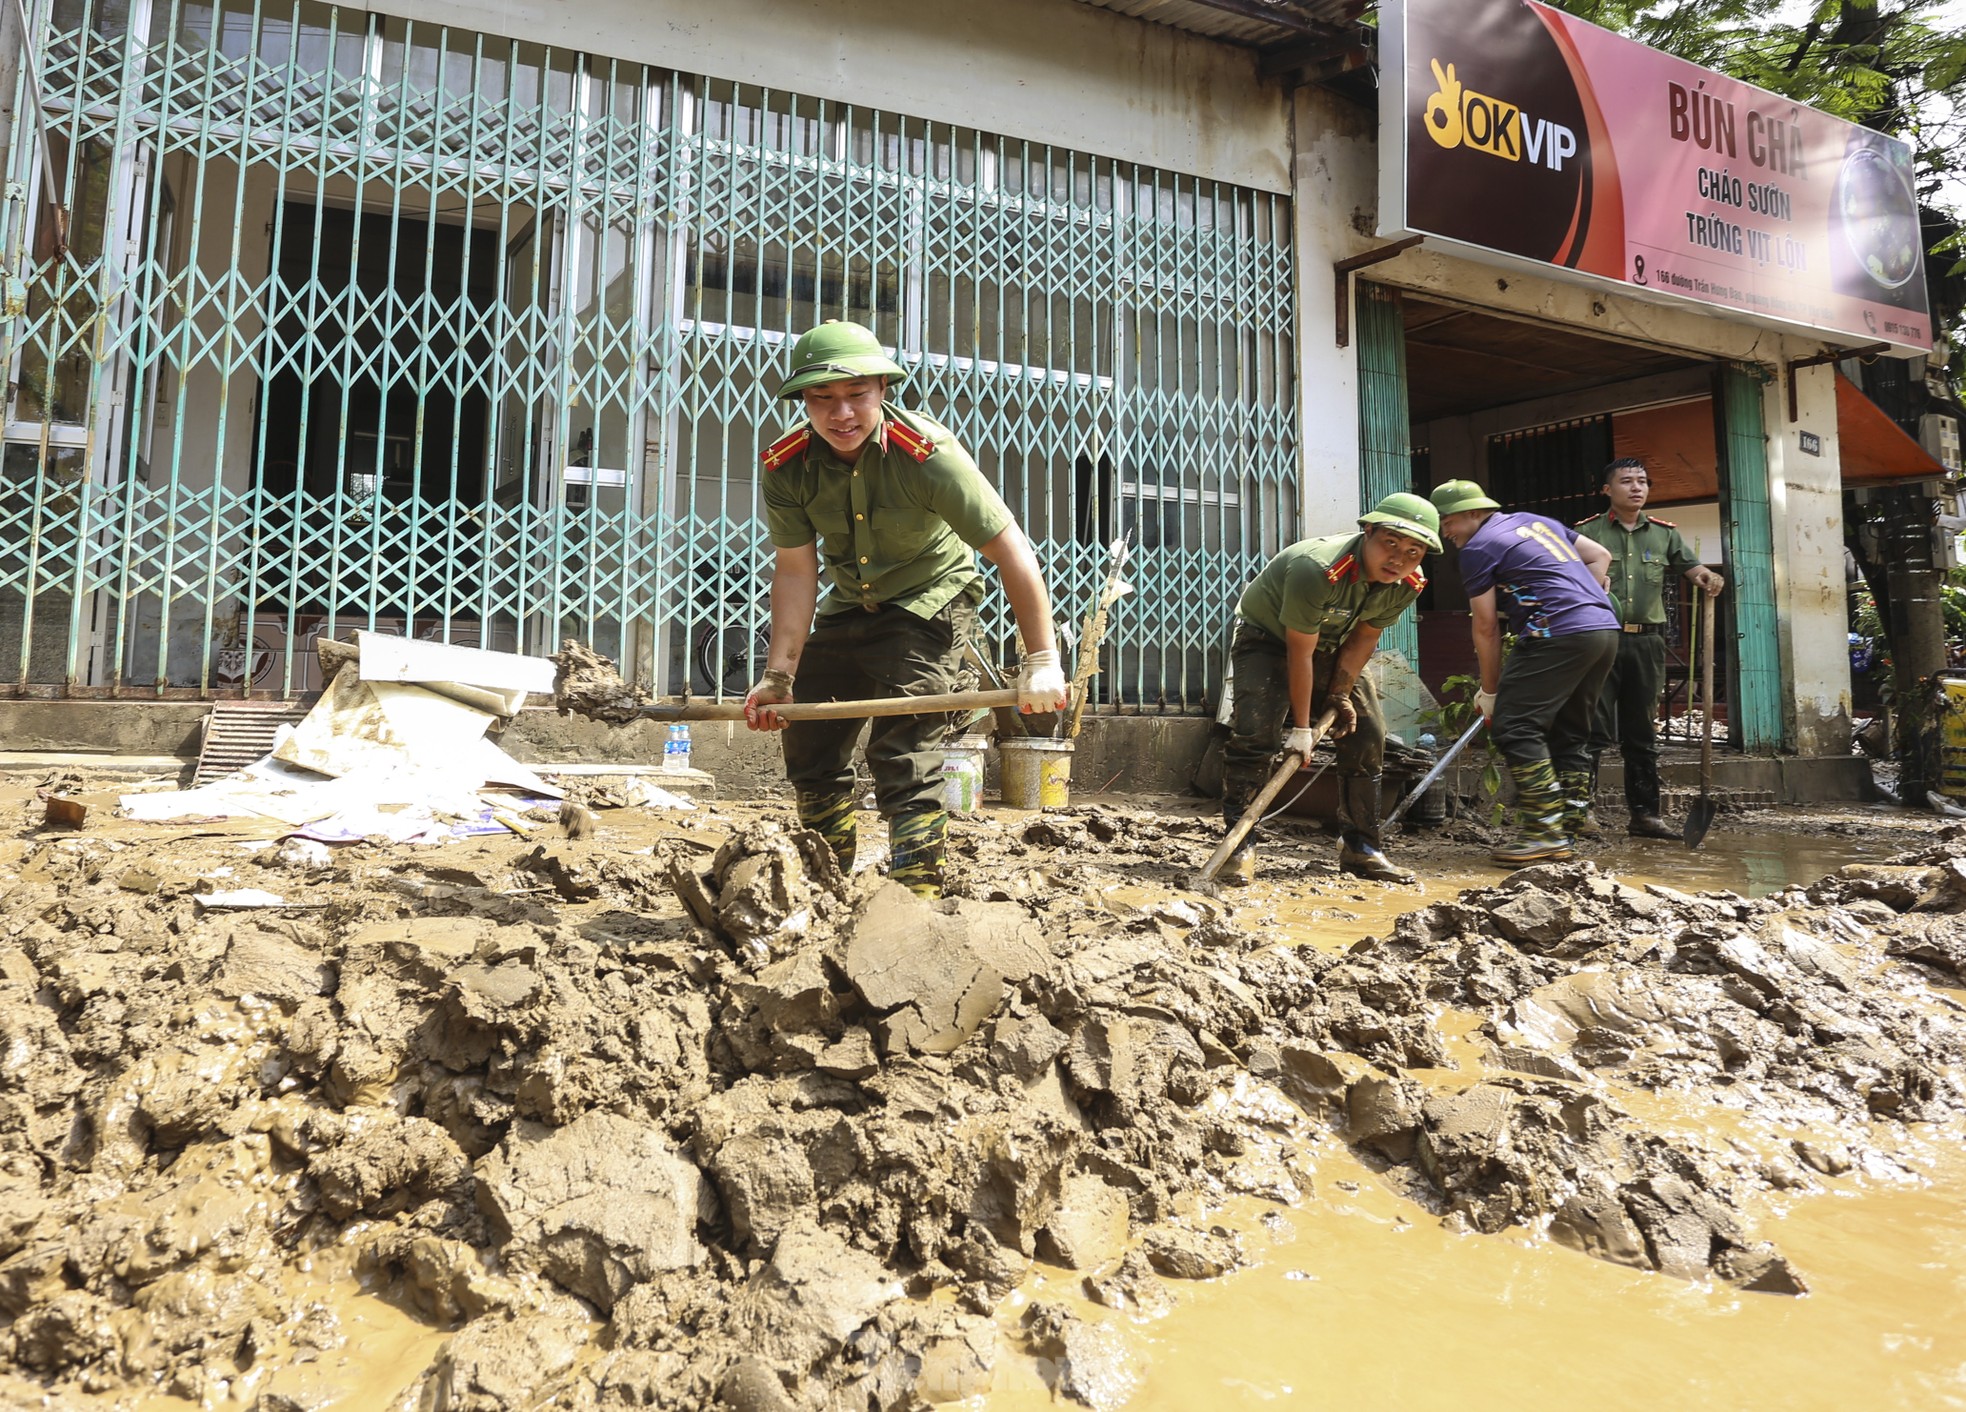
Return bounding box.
[742,321,1067,899]
[1218,493,1442,886]
[1574,457,1726,838]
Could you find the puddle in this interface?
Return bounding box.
[977,812,1966,1412]
[1244,821,1908,953]
[987,1124,1966,1412]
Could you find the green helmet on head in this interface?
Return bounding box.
[1357,491,1442,553]
[1430,479,1502,519]
[778,320,909,400]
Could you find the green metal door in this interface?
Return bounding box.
[1355,281,1416,663]
[2,0,1297,706]
[1714,363,1783,751]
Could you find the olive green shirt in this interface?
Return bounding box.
[1573,511,1700,626]
[762,403,1015,620]
[1235,533,1424,647]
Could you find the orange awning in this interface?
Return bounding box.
[1837,372,1944,484]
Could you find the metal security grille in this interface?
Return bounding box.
[1716,364,1780,750]
[1,0,1297,708]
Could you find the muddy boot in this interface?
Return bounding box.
[1217,845,1257,887]
[1338,834,1415,884]
[1492,759,1573,867]
[1334,774,1412,882]
[1558,770,1601,839]
[796,790,859,872]
[1623,755,1678,838]
[887,808,947,899]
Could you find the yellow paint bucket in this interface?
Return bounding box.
[999,737,1073,809]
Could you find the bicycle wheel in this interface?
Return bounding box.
[695,622,771,696]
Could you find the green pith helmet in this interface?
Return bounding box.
[1430,479,1502,518]
[1357,491,1442,553]
[777,321,909,399]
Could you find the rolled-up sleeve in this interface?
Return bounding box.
[919,448,1014,549]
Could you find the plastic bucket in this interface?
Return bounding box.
[942,738,988,814]
[999,737,1073,810]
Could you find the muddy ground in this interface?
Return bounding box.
[0,769,1959,1411]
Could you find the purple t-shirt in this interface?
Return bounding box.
[1457,512,1619,639]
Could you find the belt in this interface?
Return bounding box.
[1620,623,1663,635]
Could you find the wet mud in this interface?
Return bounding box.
[0,772,1957,1410]
[550,641,651,726]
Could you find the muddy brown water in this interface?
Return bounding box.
[982,808,1966,1412]
[986,1126,1966,1411]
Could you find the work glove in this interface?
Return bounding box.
[1474,689,1497,723]
[1283,724,1319,758]
[1016,648,1069,714]
[1324,693,1359,740]
[744,668,796,732]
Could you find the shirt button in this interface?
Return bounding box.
[855,513,863,520]
[852,470,859,477]
[861,583,871,589]
[860,555,869,564]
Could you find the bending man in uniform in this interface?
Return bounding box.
[744,321,1068,898]
[1574,457,1725,838]
[1218,493,1443,886]
[1432,479,1619,867]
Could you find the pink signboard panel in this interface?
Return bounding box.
[1380,0,1933,353]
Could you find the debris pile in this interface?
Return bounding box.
[1,801,1963,1408]
[551,640,652,726]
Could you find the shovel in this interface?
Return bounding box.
[1386,715,1485,830]
[1684,586,1718,849]
[631,688,1018,723]
[1191,708,1337,889]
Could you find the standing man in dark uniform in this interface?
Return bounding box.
[1432,479,1619,866]
[1218,492,1442,886]
[1574,457,1726,838]
[743,321,1068,898]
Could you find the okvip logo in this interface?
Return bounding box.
[1422,58,1578,172]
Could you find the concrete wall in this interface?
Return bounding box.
[1767,364,1855,755]
[503,709,1215,798]
[1292,85,1378,533]
[367,0,1291,194]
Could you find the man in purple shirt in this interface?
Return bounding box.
[1432,480,1619,866]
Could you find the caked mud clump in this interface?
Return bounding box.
[1,803,1963,1409]
[551,638,650,725]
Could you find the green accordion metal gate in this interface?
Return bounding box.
[0,0,1298,706]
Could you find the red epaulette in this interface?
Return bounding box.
[759,427,810,471]
[883,418,934,463]
[1573,512,1603,527]
[1648,514,1678,527]
[1325,553,1359,584]
[1401,567,1428,591]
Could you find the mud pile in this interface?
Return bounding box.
[551,640,651,726]
[1,801,1962,1409]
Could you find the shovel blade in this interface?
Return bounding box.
[1682,797,1718,849]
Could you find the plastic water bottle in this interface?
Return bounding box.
[663,722,692,773]
[1418,731,1437,752]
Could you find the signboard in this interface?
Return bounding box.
[1379,0,1934,353]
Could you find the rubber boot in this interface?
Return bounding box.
[887,808,947,899]
[1493,759,1573,866]
[1336,773,1414,883]
[796,790,858,872]
[1558,770,1601,840]
[1217,784,1259,887]
[1624,754,1678,838]
[1218,846,1257,887]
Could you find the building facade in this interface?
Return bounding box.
[2,0,1941,757]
